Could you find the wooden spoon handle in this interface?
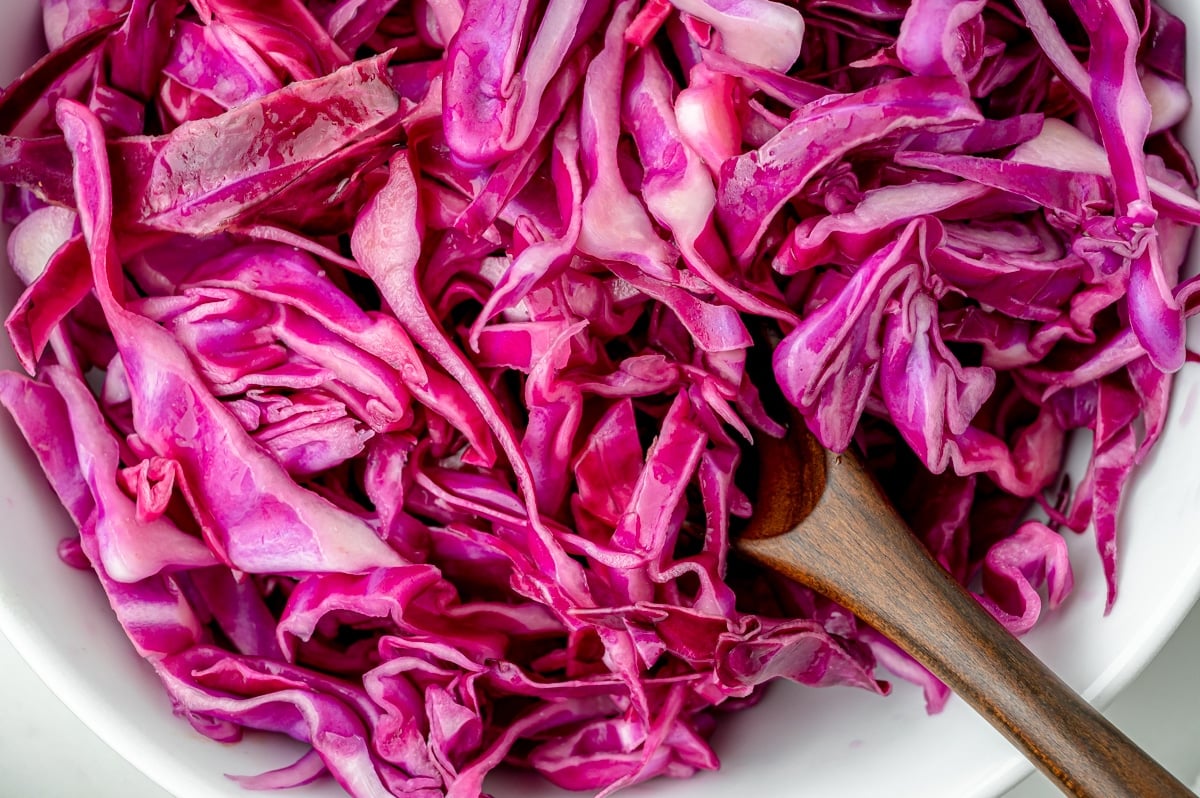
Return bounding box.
[737,444,1194,798]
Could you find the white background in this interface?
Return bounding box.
[3,605,1200,798]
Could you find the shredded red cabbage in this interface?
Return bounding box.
[2,0,1198,795]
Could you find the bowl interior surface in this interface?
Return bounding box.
[2,2,1200,797]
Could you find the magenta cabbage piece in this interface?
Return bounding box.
[1,0,1198,796]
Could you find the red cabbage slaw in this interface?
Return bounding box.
[1,0,1198,795]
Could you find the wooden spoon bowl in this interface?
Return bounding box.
[735,419,1195,798]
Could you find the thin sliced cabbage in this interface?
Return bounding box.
[1,0,1197,795]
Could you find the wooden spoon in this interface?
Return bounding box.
[735,419,1195,798]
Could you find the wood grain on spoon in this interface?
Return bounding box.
[735,420,1195,798]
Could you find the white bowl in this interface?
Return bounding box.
[2,2,1200,797]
